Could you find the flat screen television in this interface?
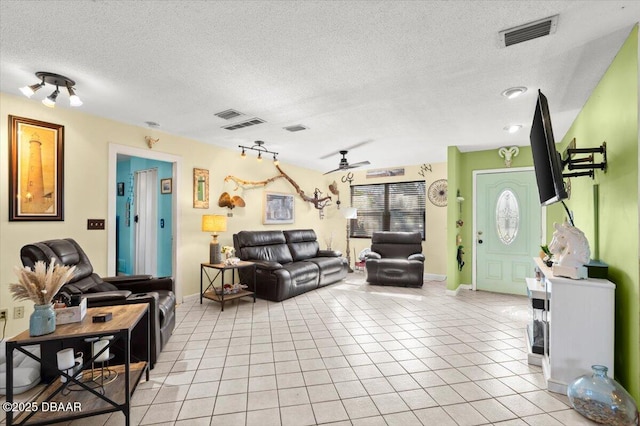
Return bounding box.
[529,90,568,206]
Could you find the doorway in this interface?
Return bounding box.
[108,143,183,302]
[134,168,158,275]
[473,168,545,295]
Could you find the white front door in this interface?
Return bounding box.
[474,168,544,295]
[134,168,158,275]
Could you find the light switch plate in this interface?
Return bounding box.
[87,219,105,230]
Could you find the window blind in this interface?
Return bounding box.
[350,180,425,239]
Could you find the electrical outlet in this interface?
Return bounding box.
[14,306,24,319]
[0,309,7,321]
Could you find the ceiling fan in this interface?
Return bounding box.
[324,150,371,175]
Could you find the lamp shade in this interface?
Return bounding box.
[342,207,358,219]
[202,214,227,233]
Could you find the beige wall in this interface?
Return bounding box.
[0,92,447,337]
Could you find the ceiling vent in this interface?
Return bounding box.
[283,124,308,132]
[498,15,558,48]
[215,109,244,120]
[222,118,265,131]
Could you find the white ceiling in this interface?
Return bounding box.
[1,1,638,173]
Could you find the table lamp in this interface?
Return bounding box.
[342,207,357,272]
[202,214,227,264]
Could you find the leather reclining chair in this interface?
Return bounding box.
[365,231,425,287]
[20,238,175,370]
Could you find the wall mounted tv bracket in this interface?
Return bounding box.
[562,138,607,179]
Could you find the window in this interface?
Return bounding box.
[350,180,426,239]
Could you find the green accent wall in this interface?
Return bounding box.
[447,145,564,287]
[447,25,639,402]
[446,146,462,290]
[557,25,639,401]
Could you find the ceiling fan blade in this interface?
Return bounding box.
[348,160,371,168]
[319,139,374,159]
[323,167,343,175]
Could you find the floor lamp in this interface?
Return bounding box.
[202,214,227,264]
[342,207,357,272]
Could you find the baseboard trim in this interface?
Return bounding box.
[445,283,472,296]
[424,273,446,282]
[182,293,199,303]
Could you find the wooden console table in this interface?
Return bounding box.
[5,303,150,426]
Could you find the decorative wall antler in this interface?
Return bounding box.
[145,136,159,149]
[498,146,520,168]
[224,164,332,210]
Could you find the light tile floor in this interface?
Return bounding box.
[6,275,600,425]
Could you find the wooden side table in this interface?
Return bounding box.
[5,304,150,426]
[200,261,256,311]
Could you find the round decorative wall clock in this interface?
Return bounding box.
[428,179,448,207]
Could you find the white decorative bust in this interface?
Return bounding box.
[549,221,590,279]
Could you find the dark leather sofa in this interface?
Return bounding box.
[20,238,175,370]
[365,231,425,287]
[234,229,348,302]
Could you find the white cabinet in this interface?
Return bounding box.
[527,257,615,394]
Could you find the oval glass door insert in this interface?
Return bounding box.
[496,189,519,245]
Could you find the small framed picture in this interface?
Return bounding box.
[263,192,295,224]
[193,168,209,208]
[161,178,172,194]
[117,182,125,197]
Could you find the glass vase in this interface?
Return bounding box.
[29,303,56,337]
[567,365,638,425]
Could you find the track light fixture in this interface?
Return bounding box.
[238,141,278,164]
[19,79,45,97]
[42,87,60,108]
[19,71,83,108]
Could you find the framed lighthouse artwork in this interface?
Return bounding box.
[9,115,64,221]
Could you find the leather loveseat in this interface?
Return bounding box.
[234,229,348,302]
[20,238,175,370]
[365,231,425,287]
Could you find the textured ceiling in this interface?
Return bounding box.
[0,1,638,172]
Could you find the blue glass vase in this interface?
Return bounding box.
[29,303,56,337]
[567,365,638,425]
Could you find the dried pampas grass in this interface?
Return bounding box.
[10,259,76,306]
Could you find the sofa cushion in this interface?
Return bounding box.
[281,262,319,287]
[371,231,422,259]
[235,231,293,264]
[304,257,344,275]
[284,229,320,261]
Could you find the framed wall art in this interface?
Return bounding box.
[9,115,64,221]
[263,192,295,224]
[117,182,125,196]
[193,168,209,208]
[161,178,172,194]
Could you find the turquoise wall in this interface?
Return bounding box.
[116,156,173,277]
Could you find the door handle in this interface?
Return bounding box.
[134,215,139,223]
[477,231,483,244]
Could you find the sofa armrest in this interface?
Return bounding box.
[317,250,342,257]
[82,290,132,306]
[103,275,153,283]
[365,252,382,260]
[408,253,425,262]
[253,260,283,271]
[105,276,174,293]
